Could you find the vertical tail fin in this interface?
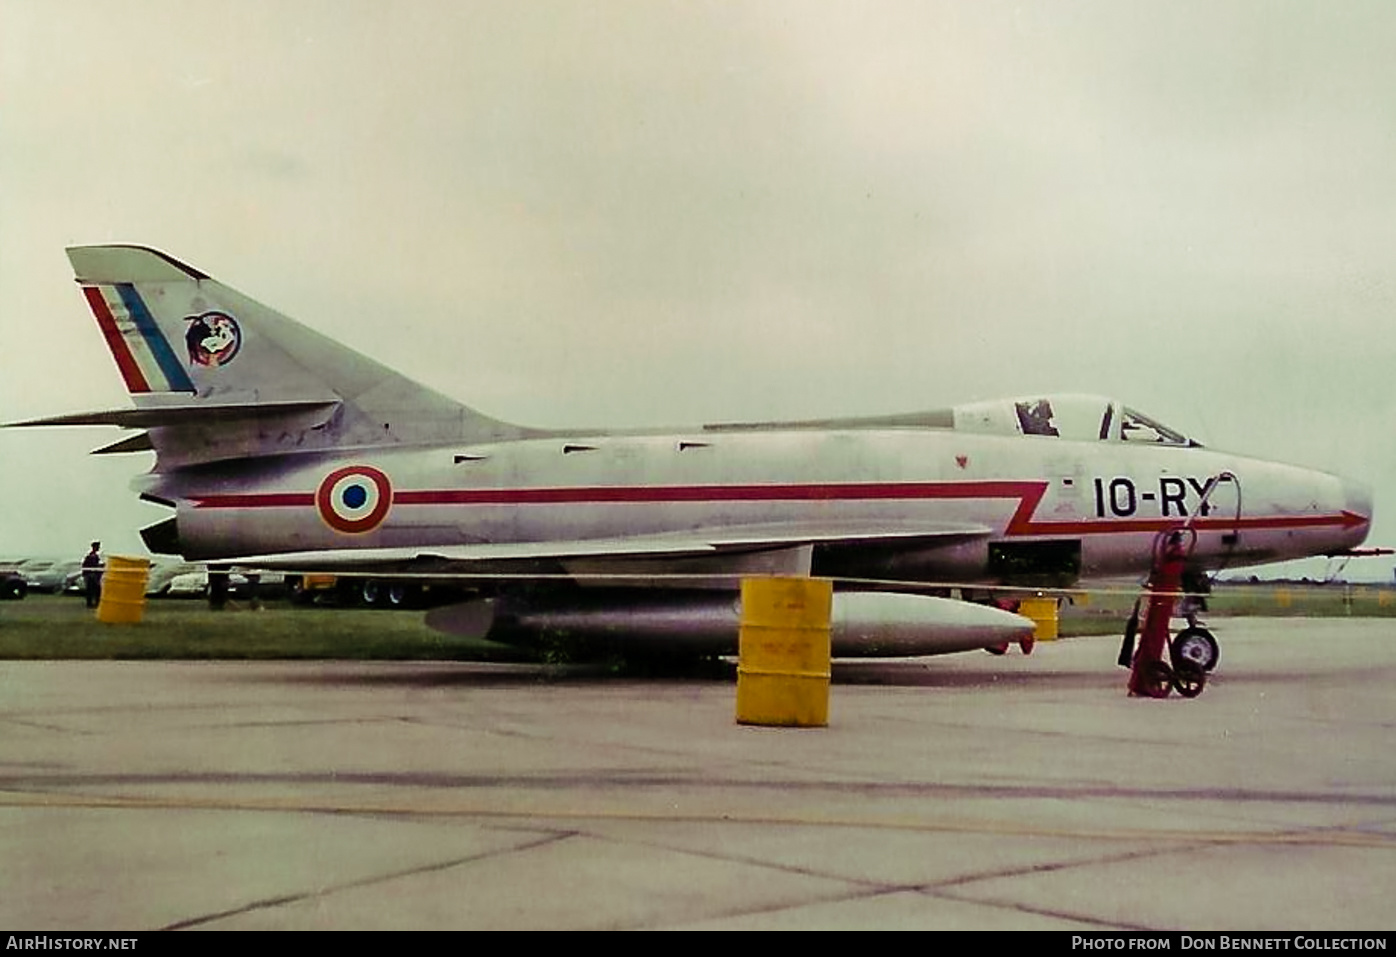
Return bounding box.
[65,245,530,464]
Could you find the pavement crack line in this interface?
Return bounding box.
[0,718,96,735]
[926,886,1158,932]
[585,821,1184,930]
[157,830,578,930]
[2,789,1395,850]
[920,823,1395,932]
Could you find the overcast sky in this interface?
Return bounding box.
[2,0,1392,581]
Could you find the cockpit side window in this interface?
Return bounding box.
[1119,407,1189,445]
[1015,400,1060,436]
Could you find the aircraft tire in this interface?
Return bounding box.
[1173,660,1206,698]
[360,579,382,607]
[386,583,416,609]
[1172,627,1219,673]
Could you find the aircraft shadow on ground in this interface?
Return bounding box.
[223,657,1115,691]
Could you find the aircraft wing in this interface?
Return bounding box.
[226,520,992,573]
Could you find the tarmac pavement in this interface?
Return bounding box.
[1,617,1393,930]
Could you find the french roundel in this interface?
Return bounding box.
[316,466,392,534]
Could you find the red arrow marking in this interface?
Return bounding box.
[194,480,1041,509]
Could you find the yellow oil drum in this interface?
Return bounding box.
[96,555,151,624]
[735,577,832,728]
[1019,596,1059,641]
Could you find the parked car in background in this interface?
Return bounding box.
[20,559,83,594]
[158,568,285,600]
[163,569,244,598]
[62,568,86,595]
[0,564,26,600]
[144,560,198,596]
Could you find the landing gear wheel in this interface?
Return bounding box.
[386,583,415,608]
[1172,627,1219,673]
[360,579,382,607]
[1138,660,1174,698]
[1172,660,1206,698]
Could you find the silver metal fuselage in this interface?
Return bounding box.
[151,425,1371,582]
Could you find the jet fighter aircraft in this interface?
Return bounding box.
[9,245,1374,660]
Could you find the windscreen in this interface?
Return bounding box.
[1119,407,1190,445]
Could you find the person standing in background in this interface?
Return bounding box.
[81,541,103,608]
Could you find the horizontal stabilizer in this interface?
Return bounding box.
[91,432,154,455]
[6,399,339,430]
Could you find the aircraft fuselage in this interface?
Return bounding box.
[147,426,1371,585]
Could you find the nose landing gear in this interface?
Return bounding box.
[1121,530,1215,698]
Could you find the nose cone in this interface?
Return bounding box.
[1341,475,1374,548]
[1236,460,1374,563]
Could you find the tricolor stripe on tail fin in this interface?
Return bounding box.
[82,285,196,394]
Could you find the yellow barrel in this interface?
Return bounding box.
[96,555,151,624]
[736,577,832,728]
[1019,596,1059,641]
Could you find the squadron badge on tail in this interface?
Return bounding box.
[184,311,242,367]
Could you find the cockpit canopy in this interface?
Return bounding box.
[952,394,1196,446]
[702,392,1198,445]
